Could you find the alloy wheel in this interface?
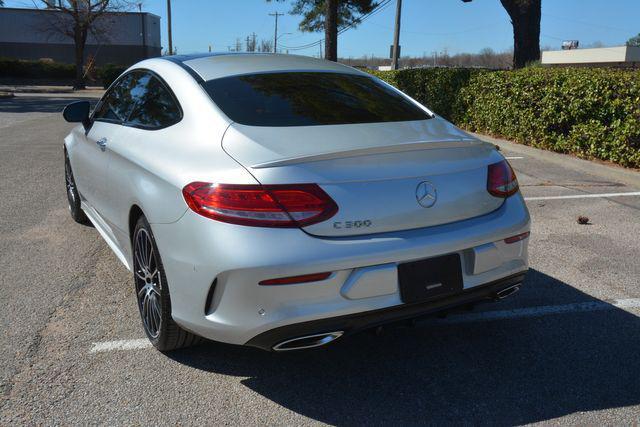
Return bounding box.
[133,228,162,338]
[65,157,76,208]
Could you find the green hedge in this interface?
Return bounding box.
[97,63,127,88]
[370,67,640,168]
[369,68,486,122]
[0,58,127,88]
[0,57,75,79]
[459,68,640,168]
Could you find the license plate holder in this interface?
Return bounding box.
[398,254,463,304]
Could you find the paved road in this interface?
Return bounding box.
[1,95,639,425]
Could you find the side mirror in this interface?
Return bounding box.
[63,101,91,129]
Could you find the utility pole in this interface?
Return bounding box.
[166,0,173,55]
[391,0,402,70]
[269,12,284,53]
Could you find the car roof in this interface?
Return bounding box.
[162,52,363,82]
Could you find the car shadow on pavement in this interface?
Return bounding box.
[166,268,640,425]
[0,97,98,114]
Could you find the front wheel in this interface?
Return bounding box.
[64,151,89,224]
[133,215,202,351]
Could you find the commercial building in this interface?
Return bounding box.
[0,7,161,66]
[541,46,640,68]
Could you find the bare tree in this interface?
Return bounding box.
[258,39,274,53]
[246,33,257,52]
[38,0,134,89]
[341,48,512,70]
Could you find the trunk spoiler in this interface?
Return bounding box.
[251,138,480,169]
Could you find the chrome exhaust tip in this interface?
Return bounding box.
[495,284,521,301]
[273,331,344,352]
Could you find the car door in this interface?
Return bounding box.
[101,71,184,251]
[72,73,134,215]
[74,72,149,219]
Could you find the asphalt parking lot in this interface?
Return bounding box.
[1,94,639,425]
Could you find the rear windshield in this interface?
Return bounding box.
[202,72,431,127]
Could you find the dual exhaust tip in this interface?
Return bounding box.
[272,284,521,351]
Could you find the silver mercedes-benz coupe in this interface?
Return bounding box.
[62,53,530,352]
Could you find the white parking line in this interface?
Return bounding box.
[89,298,640,353]
[524,191,640,201]
[90,338,151,353]
[505,156,524,160]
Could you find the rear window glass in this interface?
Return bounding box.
[202,72,431,127]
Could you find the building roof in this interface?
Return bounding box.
[167,53,361,81]
[541,46,640,65]
[0,6,160,19]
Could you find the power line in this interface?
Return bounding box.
[281,0,393,51]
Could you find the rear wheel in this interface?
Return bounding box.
[133,215,201,351]
[64,151,89,224]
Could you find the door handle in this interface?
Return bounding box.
[96,137,107,152]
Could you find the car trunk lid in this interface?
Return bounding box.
[222,118,505,237]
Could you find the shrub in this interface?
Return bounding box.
[0,57,75,79]
[97,63,127,88]
[368,68,487,122]
[0,58,128,88]
[370,67,640,168]
[458,68,640,168]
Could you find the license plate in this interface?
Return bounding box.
[398,254,463,304]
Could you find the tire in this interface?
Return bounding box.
[64,150,90,225]
[132,215,202,351]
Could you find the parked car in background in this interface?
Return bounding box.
[62,53,530,352]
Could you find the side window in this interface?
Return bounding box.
[127,75,182,129]
[93,71,151,123]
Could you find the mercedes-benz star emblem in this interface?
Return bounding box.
[415,181,437,208]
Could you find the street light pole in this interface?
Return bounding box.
[167,0,173,55]
[269,12,284,53]
[138,3,147,58]
[391,0,402,70]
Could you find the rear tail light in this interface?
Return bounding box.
[259,272,332,286]
[487,160,519,197]
[182,182,338,227]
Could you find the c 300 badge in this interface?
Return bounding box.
[333,220,372,229]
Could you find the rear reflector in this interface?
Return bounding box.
[259,272,332,286]
[504,231,530,244]
[182,182,338,227]
[487,160,519,198]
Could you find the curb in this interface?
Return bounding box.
[473,132,640,189]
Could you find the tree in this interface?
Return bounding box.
[258,39,274,52]
[499,0,541,68]
[627,34,640,47]
[463,0,540,69]
[271,0,378,62]
[38,1,134,89]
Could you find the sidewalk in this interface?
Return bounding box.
[474,132,640,189]
[0,85,104,97]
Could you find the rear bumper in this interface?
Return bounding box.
[151,193,530,347]
[246,272,526,351]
